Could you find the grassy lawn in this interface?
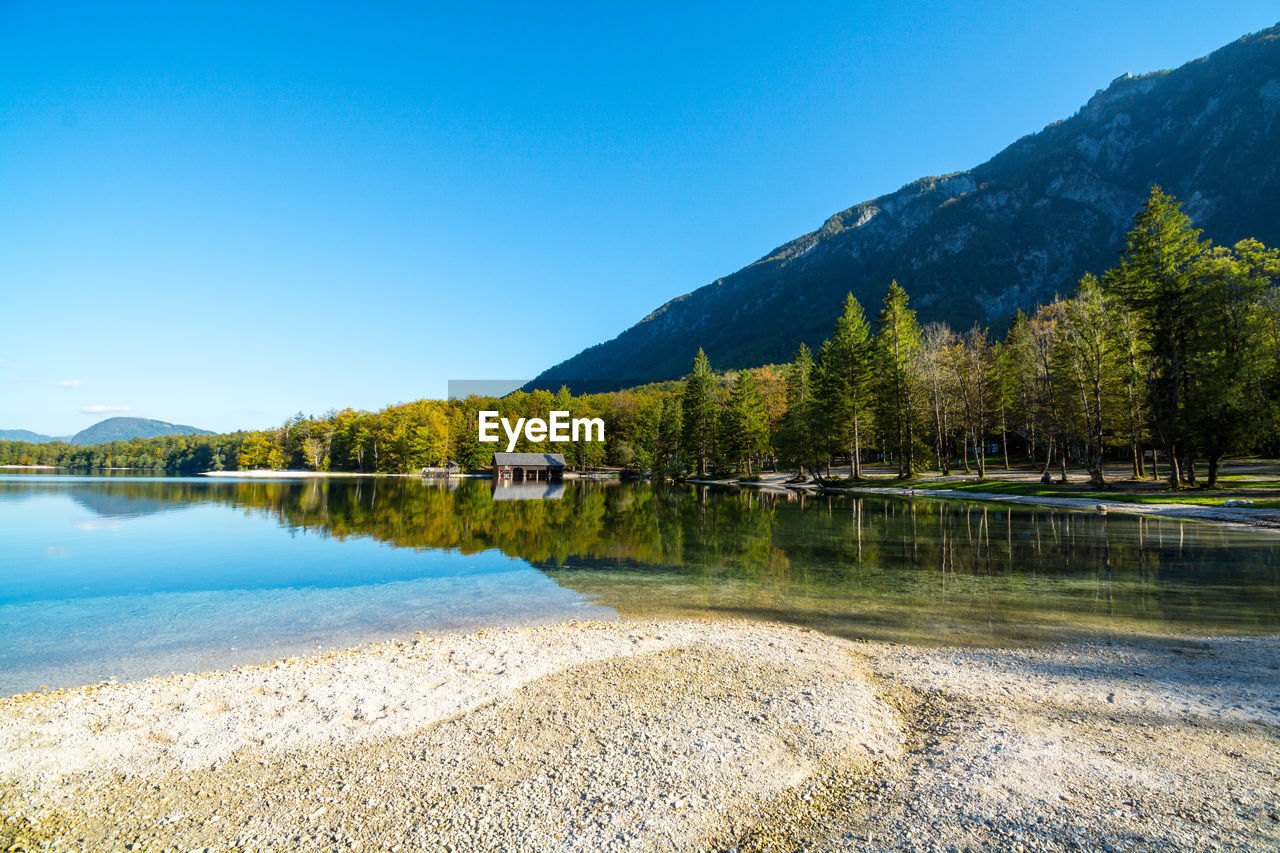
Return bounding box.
[1212,474,1280,487]
[825,472,1280,509]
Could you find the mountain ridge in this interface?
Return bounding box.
[0,418,214,446]
[528,23,1280,391]
[0,429,62,444]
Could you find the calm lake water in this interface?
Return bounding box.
[2,472,1279,695]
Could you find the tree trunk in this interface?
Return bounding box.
[1207,454,1222,488]
[1039,438,1054,481]
[903,411,914,478]
[1001,412,1010,471]
[852,418,862,479]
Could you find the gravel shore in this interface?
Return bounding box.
[2,619,1277,851]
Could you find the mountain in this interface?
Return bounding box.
[529,24,1280,391]
[68,418,215,445]
[0,429,57,443]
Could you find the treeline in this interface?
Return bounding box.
[2,188,1275,483]
[0,388,726,475]
[0,433,242,473]
[667,187,1280,487]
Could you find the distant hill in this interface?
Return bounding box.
[528,23,1280,390]
[0,429,62,443]
[68,417,214,446]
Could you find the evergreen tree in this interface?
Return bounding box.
[780,343,822,476]
[553,385,573,414]
[655,397,684,478]
[724,370,769,473]
[874,281,924,477]
[1103,186,1206,486]
[828,293,874,478]
[812,339,840,476]
[1188,239,1280,485]
[1260,283,1280,453]
[681,348,718,477]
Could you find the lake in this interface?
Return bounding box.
[2,472,1278,695]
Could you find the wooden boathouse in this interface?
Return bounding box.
[492,452,566,483]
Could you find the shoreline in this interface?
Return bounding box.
[685,473,1280,529]
[9,467,1279,528]
[197,470,619,480]
[2,618,1276,851]
[826,483,1280,528]
[197,469,484,479]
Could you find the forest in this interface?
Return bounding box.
[2,188,1277,488]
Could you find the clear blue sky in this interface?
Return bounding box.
[3,1,1277,435]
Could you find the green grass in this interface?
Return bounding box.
[826,475,1280,509]
[1212,474,1280,487]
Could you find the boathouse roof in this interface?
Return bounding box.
[492,452,567,467]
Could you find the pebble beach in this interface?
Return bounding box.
[2,619,1278,851]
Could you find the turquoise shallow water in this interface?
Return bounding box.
[0,475,610,694]
[2,473,1278,695]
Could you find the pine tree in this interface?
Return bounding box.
[812,339,840,476]
[724,370,769,473]
[1188,239,1280,485]
[780,343,821,476]
[681,348,717,477]
[874,281,924,478]
[655,397,684,478]
[1103,186,1206,486]
[828,293,874,478]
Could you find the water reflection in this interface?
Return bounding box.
[492,482,566,501]
[2,474,1277,647]
[0,475,615,693]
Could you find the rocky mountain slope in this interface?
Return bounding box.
[529,24,1280,390]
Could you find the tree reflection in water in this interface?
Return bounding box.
[7,475,1278,644]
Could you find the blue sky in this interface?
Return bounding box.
[2,1,1277,435]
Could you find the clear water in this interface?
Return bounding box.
[2,473,1278,695]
